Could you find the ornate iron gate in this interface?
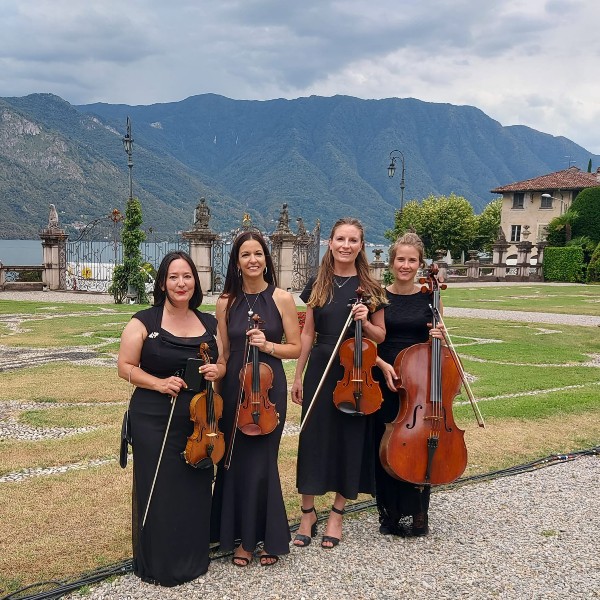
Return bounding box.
[292,219,320,290]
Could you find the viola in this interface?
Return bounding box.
[181,343,225,469]
[379,264,467,485]
[333,287,383,416]
[237,314,279,435]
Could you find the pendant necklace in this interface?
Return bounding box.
[243,290,261,318]
[333,275,353,289]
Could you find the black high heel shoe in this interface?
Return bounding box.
[321,505,345,549]
[411,511,429,536]
[293,506,318,548]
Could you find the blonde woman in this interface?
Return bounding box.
[291,217,386,549]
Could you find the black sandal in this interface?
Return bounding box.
[259,552,279,566]
[231,556,251,567]
[293,506,318,548]
[321,505,345,549]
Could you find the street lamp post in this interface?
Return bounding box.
[387,150,406,215]
[541,193,566,214]
[122,117,134,201]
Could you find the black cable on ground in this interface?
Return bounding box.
[2,446,597,600]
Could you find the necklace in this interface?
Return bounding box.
[243,291,261,317]
[333,275,353,289]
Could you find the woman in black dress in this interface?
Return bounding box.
[117,251,223,587]
[291,217,387,549]
[211,231,301,566]
[373,232,444,536]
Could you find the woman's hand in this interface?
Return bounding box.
[379,360,398,392]
[200,363,220,382]
[246,327,267,350]
[351,301,369,323]
[427,322,445,341]
[157,375,187,397]
[291,378,303,405]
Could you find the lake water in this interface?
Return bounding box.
[0,239,390,266]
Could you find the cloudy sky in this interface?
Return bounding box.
[2,0,599,153]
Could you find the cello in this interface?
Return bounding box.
[181,343,225,469]
[379,264,467,485]
[333,287,383,416]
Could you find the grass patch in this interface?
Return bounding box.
[442,284,600,315]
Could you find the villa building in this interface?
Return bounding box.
[491,166,600,260]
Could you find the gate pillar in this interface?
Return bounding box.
[39,204,68,290]
[182,198,218,294]
[270,204,296,291]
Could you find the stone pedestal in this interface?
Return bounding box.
[369,248,386,285]
[39,205,68,290]
[271,232,296,291]
[516,240,533,280]
[182,197,218,293]
[492,240,511,280]
[466,250,480,280]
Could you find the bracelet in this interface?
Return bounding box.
[269,342,276,355]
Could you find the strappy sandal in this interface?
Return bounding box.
[321,505,345,549]
[232,547,253,567]
[259,552,279,566]
[293,506,318,548]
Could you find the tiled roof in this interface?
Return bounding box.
[490,166,600,193]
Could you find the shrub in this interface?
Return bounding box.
[543,246,585,282]
[543,247,585,282]
[571,187,600,244]
[586,242,600,283]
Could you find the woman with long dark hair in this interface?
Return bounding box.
[117,251,223,586]
[210,230,301,566]
[291,217,387,549]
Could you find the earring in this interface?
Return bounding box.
[238,268,242,279]
[264,267,268,275]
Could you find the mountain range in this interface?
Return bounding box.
[0,92,597,242]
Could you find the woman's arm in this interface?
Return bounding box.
[290,305,315,405]
[117,318,186,397]
[258,288,302,359]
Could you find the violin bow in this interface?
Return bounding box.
[223,317,255,469]
[299,308,355,433]
[141,371,182,528]
[429,305,486,428]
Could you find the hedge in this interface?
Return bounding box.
[543,246,585,282]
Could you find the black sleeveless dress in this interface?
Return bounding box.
[373,290,432,524]
[129,305,217,587]
[210,285,290,556]
[296,276,375,499]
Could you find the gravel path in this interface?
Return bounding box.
[63,454,599,600]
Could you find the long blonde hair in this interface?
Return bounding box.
[307,217,387,308]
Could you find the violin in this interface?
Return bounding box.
[379,264,467,485]
[237,314,279,435]
[181,343,225,469]
[333,287,383,416]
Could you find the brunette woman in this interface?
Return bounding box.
[117,251,222,586]
[210,230,301,566]
[291,217,387,549]
[373,232,444,536]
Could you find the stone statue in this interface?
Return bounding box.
[296,217,307,236]
[194,197,210,230]
[276,203,291,233]
[48,204,59,229]
[242,213,252,228]
[496,226,507,242]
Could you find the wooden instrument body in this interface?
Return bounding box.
[379,341,467,485]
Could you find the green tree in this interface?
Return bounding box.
[109,197,148,304]
[588,158,592,173]
[586,241,600,282]
[546,209,579,246]
[387,193,478,259]
[475,198,502,252]
[570,187,600,244]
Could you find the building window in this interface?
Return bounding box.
[510,225,521,242]
[512,193,524,209]
[540,194,553,209]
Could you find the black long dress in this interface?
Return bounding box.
[373,290,431,525]
[210,285,290,556]
[296,276,375,499]
[129,305,217,587]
